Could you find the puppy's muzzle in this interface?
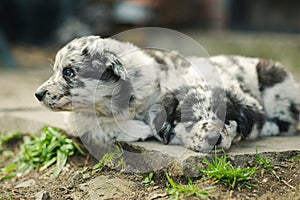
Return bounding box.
[35,89,47,101]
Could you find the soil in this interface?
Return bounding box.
[0,136,300,200]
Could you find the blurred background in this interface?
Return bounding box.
[0,0,299,75]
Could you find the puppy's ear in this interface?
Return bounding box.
[101,51,128,80]
[86,51,127,82]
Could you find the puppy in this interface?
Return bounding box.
[35,36,300,153]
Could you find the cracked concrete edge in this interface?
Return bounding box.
[126,140,300,177]
[1,113,299,177]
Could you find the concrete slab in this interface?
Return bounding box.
[1,69,300,177]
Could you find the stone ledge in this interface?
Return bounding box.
[125,136,300,177]
[0,113,299,177]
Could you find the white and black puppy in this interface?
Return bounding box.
[35,35,300,153]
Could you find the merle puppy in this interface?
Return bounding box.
[35,36,300,152]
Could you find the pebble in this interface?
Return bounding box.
[15,179,36,188]
[35,191,50,200]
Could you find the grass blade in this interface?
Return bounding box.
[40,157,57,171]
[53,150,67,177]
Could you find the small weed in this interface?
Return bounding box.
[199,151,257,189]
[255,146,273,171]
[92,143,124,174]
[0,131,22,151]
[290,152,300,162]
[142,172,155,185]
[0,127,85,180]
[0,131,22,164]
[166,173,214,200]
[255,146,281,180]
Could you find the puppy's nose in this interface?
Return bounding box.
[35,90,47,101]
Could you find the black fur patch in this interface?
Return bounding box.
[78,52,110,81]
[144,49,190,70]
[160,92,180,124]
[154,92,180,144]
[143,49,167,66]
[225,91,264,138]
[100,68,120,82]
[273,118,290,132]
[158,123,176,144]
[290,103,300,121]
[63,90,71,96]
[81,47,89,56]
[256,59,287,91]
[79,65,120,82]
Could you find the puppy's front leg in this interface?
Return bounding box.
[115,120,154,142]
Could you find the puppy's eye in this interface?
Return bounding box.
[62,67,75,77]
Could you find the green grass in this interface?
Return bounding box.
[290,152,300,162]
[0,131,22,151]
[255,146,274,171]
[166,173,215,200]
[142,172,155,185]
[255,147,282,181]
[0,131,22,163]
[0,127,85,180]
[92,143,124,174]
[199,152,257,189]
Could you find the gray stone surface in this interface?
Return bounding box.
[1,70,300,177]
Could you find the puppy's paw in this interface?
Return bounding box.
[147,104,176,144]
[116,120,153,141]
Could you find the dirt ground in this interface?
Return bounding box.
[0,136,300,200]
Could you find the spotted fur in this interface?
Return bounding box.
[35,36,300,153]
